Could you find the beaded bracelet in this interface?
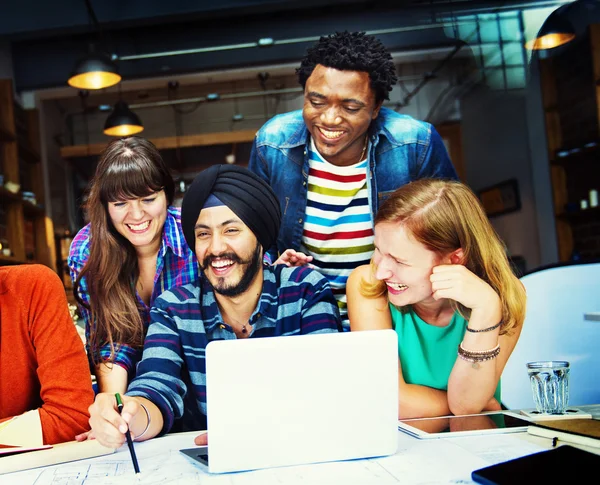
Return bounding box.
[457,343,501,367]
[465,321,502,333]
[134,402,151,441]
[459,343,500,356]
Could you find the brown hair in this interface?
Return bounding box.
[361,179,525,335]
[74,136,174,363]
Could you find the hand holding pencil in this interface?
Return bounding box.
[115,393,141,475]
[87,392,146,468]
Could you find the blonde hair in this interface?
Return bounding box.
[361,179,525,335]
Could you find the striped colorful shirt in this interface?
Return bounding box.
[126,264,341,434]
[301,139,375,331]
[68,206,198,376]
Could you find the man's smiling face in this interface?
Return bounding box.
[302,64,381,167]
[194,205,262,297]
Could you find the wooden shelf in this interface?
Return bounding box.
[0,254,27,265]
[0,78,55,270]
[23,202,46,217]
[18,140,41,164]
[0,186,22,202]
[540,23,600,262]
[551,143,600,166]
[557,206,600,222]
[0,126,14,142]
[551,156,600,167]
[60,129,258,159]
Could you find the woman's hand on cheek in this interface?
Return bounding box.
[430,264,501,313]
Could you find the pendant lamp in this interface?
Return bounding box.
[103,101,144,137]
[525,4,576,51]
[68,52,121,90]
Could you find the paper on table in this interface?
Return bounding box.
[0,430,525,485]
[0,444,52,457]
[0,439,116,475]
[0,410,43,447]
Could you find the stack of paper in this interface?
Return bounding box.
[0,410,116,475]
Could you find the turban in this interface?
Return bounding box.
[181,164,281,252]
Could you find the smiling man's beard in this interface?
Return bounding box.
[201,242,262,297]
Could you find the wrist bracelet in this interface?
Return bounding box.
[134,402,151,441]
[457,351,499,364]
[466,321,502,333]
[457,343,500,365]
[459,342,500,355]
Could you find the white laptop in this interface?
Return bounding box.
[181,329,398,473]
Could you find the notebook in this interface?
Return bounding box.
[181,329,399,473]
[527,418,600,449]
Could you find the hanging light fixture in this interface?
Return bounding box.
[68,0,121,90]
[68,52,121,90]
[525,4,576,51]
[103,100,144,136]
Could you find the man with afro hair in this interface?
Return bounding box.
[249,31,457,330]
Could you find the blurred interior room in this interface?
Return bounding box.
[1,0,600,294]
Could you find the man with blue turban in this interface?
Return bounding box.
[86,165,340,449]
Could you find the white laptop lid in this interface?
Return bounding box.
[204,329,399,473]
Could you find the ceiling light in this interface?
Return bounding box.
[257,37,274,47]
[103,101,144,137]
[524,4,576,51]
[68,52,121,90]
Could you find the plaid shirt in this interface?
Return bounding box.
[127,264,341,434]
[68,206,198,376]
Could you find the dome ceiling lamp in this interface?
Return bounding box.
[67,0,121,90]
[68,51,121,90]
[525,3,576,51]
[103,100,144,137]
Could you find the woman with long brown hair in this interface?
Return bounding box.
[347,178,525,419]
[69,136,197,396]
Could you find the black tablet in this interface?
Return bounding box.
[472,445,600,484]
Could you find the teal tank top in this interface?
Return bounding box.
[390,305,501,402]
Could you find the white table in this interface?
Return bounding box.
[2,407,598,485]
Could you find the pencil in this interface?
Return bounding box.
[115,393,141,475]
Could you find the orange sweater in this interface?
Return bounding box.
[0,264,94,444]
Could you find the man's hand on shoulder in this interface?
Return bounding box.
[273,249,314,268]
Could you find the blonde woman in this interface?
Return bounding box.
[347,179,525,419]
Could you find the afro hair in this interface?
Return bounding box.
[296,31,398,104]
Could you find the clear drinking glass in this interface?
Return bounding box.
[526,361,570,414]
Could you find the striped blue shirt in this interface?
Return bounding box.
[68,206,198,375]
[126,264,341,434]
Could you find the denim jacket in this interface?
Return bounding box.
[248,107,457,262]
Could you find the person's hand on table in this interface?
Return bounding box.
[194,431,208,446]
[88,392,142,449]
